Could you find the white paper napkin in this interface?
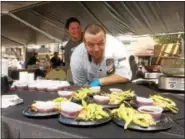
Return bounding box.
[2,94,23,108]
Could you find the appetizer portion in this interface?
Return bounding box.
[149,95,178,113]
[102,89,135,105]
[31,97,68,113]
[60,100,110,121]
[138,106,163,121]
[112,104,156,129]
[76,100,110,121]
[51,97,69,110]
[72,88,100,102]
[31,101,59,113]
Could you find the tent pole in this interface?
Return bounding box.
[22,45,26,67]
[1,35,24,46]
[8,13,62,43]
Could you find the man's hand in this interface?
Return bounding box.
[89,80,101,87]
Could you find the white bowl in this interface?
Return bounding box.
[47,86,59,92]
[93,95,110,104]
[15,82,28,86]
[89,86,101,93]
[58,91,74,98]
[138,106,163,121]
[36,84,47,91]
[28,83,37,91]
[31,101,58,112]
[136,96,153,106]
[109,88,123,93]
[58,81,70,90]
[15,82,28,90]
[61,102,83,119]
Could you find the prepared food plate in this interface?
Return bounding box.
[111,104,172,131]
[23,105,60,117]
[90,89,135,109]
[71,88,101,103]
[58,100,111,126]
[23,97,68,117]
[112,114,172,131]
[130,95,178,113]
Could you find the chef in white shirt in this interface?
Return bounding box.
[70,24,132,87]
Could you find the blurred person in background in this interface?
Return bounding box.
[27,52,40,66]
[63,17,83,68]
[45,54,50,62]
[50,52,65,68]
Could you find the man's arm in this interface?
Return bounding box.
[99,74,129,86]
[90,58,131,87]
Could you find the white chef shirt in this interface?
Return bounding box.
[70,34,132,86]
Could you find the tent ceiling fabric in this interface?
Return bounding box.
[1,1,41,13]
[1,15,54,46]
[1,1,184,46]
[1,36,24,47]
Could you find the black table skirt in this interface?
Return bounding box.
[1,76,10,94]
[2,83,184,138]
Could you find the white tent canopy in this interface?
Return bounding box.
[1,1,184,46]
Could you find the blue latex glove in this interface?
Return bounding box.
[89,80,101,87]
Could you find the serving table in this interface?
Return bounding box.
[2,83,184,138]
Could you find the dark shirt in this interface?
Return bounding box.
[50,57,64,68]
[27,56,38,65]
[64,38,82,65]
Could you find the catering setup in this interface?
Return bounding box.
[1,1,184,139]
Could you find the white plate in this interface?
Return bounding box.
[89,86,101,93]
[58,91,74,97]
[136,96,153,104]
[61,102,83,113]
